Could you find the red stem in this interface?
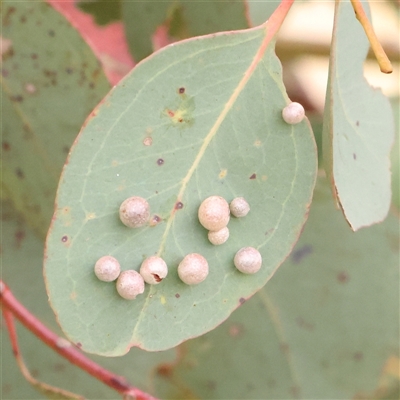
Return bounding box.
[0,280,158,400]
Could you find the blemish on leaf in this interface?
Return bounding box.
[31,53,38,60]
[61,206,70,215]
[353,153,357,160]
[10,95,23,102]
[143,137,152,146]
[280,342,289,354]
[65,67,73,74]
[337,271,349,283]
[356,120,360,126]
[178,87,185,94]
[2,141,10,151]
[175,293,180,298]
[228,323,244,338]
[56,338,71,348]
[254,140,262,147]
[15,168,24,179]
[70,291,77,300]
[61,235,68,243]
[239,297,246,305]
[219,169,227,179]
[296,317,314,331]
[24,83,36,94]
[291,244,313,264]
[175,201,183,210]
[48,29,55,37]
[149,215,162,226]
[354,351,364,361]
[111,160,118,167]
[157,158,164,166]
[160,296,166,305]
[249,173,256,180]
[85,212,96,221]
[75,342,82,348]
[167,109,175,117]
[14,229,25,248]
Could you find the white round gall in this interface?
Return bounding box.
[282,102,305,125]
[230,197,250,218]
[140,256,168,284]
[208,226,229,245]
[198,196,230,231]
[234,247,262,274]
[94,256,121,282]
[119,196,150,228]
[116,270,145,300]
[178,253,209,285]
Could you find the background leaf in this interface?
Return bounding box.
[154,178,400,399]
[322,0,394,231]
[77,0,122,26]
[44,24,317,355]
[0,1,110,239]
[121,0,250,62]
[1,201,175,399]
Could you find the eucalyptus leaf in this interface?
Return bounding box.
[0,1,110,239]
[322,0,394,230]
[44,23,317,355]
[122,0,249,62]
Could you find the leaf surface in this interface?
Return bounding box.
[322,0,394,231]
[121,0,250,62]
[154,178,400,399]
[0,1,110,238]
[44,20,317,354]
[1,201,175,399]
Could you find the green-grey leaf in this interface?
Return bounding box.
[122,0,249,62]
[322,0,394,231]
[0,1,110,239]
[77,0,122,26]
[44,24,317,355]
[390,98,399,211]
[154,178,400,399]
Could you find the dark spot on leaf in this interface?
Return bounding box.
[175,293,180,298]
[152,273,162,282]
[296,317,314,331]
[353,351,363,361]
[167,109,175,117]
[14,230,25,248]
[290,385,301,398]
[61,235,68,243]
[48,29,55,37]
[150,215,162,226]
[63,146,70,154]
[65,67,73,74]
[206,380,217,391]
[2,142,11,151]
[291,244,313,264]
[3,7,16,26]
[20,15,26,23]
[337,271,349,283]
[249,173,256,180]
[75,342,82,348]
[157,364,173,377]
[356,120,360,126]
[265,228,275,236]
[239,297,246,305]
[353,153,357,160]
[280,342,289,353]
[178,118,183,123]
[89,82,95,89]
[175,202,183,210]
[10,95,23,102]
[15,168,24,179]
[31,369,40,378]
[31,53,38,60]
[1,69,9,77]
[157,158,164,166]
[178,87,185,94]
[53,363,66,372]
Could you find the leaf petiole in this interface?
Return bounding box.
[350,0,393,74]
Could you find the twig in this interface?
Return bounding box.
[0,280,159,400]
[3,308,85,399]
[350,0,393,74]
